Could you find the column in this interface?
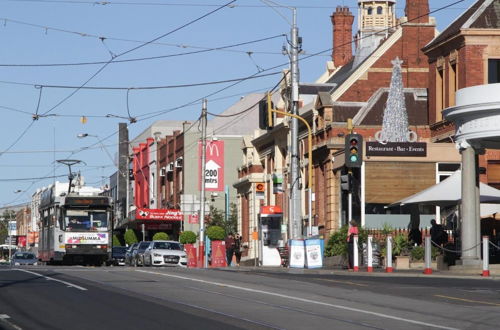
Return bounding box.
[460,145,480,264]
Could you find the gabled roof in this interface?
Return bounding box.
[424,0,496,50]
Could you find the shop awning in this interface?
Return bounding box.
[388,170,500,209]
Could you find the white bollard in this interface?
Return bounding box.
[386,235,393,273]
[482,236,490,277]
[367,235,373,272]
[424,235,432,274]
[353,235,359,272]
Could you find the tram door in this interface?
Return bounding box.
[259,206,284,266]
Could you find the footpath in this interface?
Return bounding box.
[220,264,500,281]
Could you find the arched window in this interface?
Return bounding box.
[367,7,373,15]
[377,6,383,15]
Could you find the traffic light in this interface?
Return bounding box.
[258,92,274,130]
[340,173,351,192]
[345,133,363,168]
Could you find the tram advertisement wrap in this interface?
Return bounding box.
[65,233,108,244]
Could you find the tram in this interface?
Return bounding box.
[38,182,113,265]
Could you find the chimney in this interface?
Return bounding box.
[331,6,354,67]
[405,0,429,24]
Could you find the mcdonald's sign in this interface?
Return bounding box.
[199,140,224,191]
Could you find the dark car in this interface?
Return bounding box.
[133,241,151,267]
[11,252,38,266]
[125,243,139,266]
[108,246,127,266]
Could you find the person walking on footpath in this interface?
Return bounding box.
[347,220,359,270]
[234,233,242,266]
[224,233,235,266]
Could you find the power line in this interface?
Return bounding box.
[38,0,237,117]
[0,34,285,67]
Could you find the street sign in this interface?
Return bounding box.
[199,140,225,191]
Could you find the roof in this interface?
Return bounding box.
[424,0,493,50]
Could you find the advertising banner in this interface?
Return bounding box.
[8,221,16,236]
[305,239,323,269]
[185,244,197,268]
[199,140,224,191]
[65,233,108,244]
[210,240,227,268]
[288,239,305,268]
[188,213,199,224]
[136,208,183,221]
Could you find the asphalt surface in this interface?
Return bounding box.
[1,265,499,330]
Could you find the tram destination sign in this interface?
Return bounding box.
[365,142,427,157]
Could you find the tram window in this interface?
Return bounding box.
[91,212,108,229]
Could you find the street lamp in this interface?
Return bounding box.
[77,133,115,166]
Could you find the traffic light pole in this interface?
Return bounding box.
[270,108,312,237]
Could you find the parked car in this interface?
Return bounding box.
[143,240,187,267]
[133,241,151,267]
[11,252,38,266]
[125,243,139,266]
[107,246,127,266]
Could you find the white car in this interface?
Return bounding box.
[143,240,187,267]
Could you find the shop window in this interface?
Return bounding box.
[488,59,500,84]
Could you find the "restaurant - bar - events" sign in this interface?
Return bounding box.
[365,142,427,157]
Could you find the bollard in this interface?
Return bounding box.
[367,235,373,272]
[482,236,490,277]
[424,235,432,274]
[386,235,393,273]
[353,235,359,272]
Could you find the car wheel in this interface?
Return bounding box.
[149,256,152,267]
[133,258,137,267]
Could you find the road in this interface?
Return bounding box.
[1,265,499,330]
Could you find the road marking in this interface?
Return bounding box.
[314,278,369,287]
[0,314,23,330]
[136,270,459,330]
[16,269,87,291]
[434,294,500,307]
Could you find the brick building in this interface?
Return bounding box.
[235,0,465,252]
[423,0,500,188]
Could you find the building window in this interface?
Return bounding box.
[488,59,500,84]
[436,67,445,121]
[367,7,373,15]
[448,61,457,107]
[377,6,383,15]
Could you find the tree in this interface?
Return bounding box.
[206,226,226,241]
[179,231,197,244]
[124,229,138,246]
[207,203,237,235]
[0,210,15,244]
[112,234,122,247]
[152,232,169,241]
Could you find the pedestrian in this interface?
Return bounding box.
[347,220,359,270]
[430,219,448,246]
[234,234,242,266]
[224,233,235,266]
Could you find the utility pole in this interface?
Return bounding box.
[199,99,208,268]
[289,8,302,239]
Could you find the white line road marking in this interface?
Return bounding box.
[0,314,23,330]
[137,270,460,330]
[17,269,87,291]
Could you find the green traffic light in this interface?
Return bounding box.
[350,155,358,162]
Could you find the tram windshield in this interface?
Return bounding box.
[65,210,108,231]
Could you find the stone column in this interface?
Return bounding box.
[460,145,480,264]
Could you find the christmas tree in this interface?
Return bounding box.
[379,57,409,143]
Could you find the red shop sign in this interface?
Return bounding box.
[136,208,183,221]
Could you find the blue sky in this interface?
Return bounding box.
[0,0,476,207]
